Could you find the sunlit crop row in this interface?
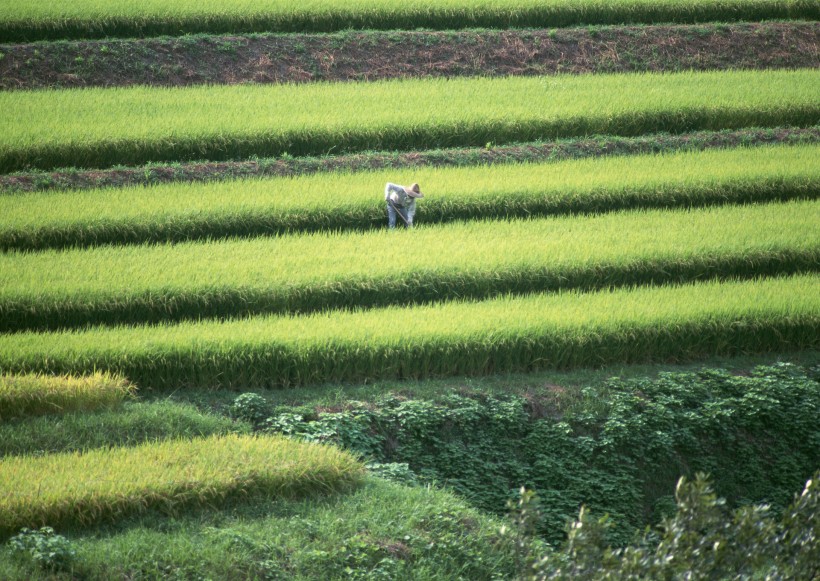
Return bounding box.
[1,200,817,332]
[0,434,364,538]
[0,275,816,388]
[1,144,817,251]
[0,372,133,421]
[1,70,817,172]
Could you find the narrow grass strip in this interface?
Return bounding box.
[0,372,133,421]
[0,275,816,389]
[0,401,249,457]
[0,69,817,172]
[1,143,817,251]
[0,0,817,42]
[1,200,818,333]
[0,434,365,538]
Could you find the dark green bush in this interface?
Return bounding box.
[261,363,820,544]
[510,469,820,579]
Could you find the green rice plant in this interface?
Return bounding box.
[0,433,365,538]
[0,0,816,42]
[1,200,818,333]
[0,372,133,421]
[0,275,816,389]
[0,69,817,172]
[0,401,250,456]
[1,144,817,251]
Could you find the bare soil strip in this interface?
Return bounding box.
[1,126,816,194]
[1,22,817,90]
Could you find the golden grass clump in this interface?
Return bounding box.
[0,433,365,538]
[0,371,134,421]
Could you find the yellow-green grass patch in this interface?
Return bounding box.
[0,372,133,421]
[0,434,365,538]
[1,199,818,332]
[1,70,818,172]
[0,275,817,388]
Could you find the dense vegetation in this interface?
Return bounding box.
[0,434,364,538]
[1,200,817,331]
[1,70,817,171]
[1,275,817,387]
[1,0,817,41]
[242,363,820,546]
[2,144,817,250]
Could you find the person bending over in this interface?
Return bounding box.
[385,182,424,229]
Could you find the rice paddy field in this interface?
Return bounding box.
[1,0,818,578]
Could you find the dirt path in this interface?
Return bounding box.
[1,22,817,90]
[2,126,816,193]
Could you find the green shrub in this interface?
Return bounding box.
[8,527,75,572]
[261,363,820,545]
[510,469,820,579]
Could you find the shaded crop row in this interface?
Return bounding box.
[2,144,817,251]
[0,275,817,389]
[1,200,818,333]
[0,0,817,42]
[1,70,817,172]
[0,434,364,539]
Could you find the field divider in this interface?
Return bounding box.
[0,275,816,388]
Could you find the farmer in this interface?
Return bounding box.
[384,182,424,229]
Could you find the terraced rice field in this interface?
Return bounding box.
[1,0,818,575]
[2,69,818,171]
[0,433,364,536]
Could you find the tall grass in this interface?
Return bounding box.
[1,200,818,333]
[0,372,133,421]
[1,144,817,251]
[0,434,365,538]
[0,401,249,456]
[0,0,816,42]
[1,70,817,172]
[0,275,816,389]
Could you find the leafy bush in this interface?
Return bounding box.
[8,527,75,572]
[229,393,271,427]
[261,363,820,545]
[508,469,820,579]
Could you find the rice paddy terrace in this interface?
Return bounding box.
[0,0,818,578]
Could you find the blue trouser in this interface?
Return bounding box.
[387,201,414,229]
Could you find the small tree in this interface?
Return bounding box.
[507,470,820,580]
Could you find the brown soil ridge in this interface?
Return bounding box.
[2,126,816,194]
[1,22,818,90]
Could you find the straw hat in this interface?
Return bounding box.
[403,183,424,198]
